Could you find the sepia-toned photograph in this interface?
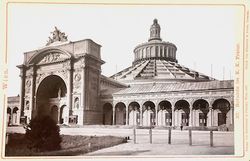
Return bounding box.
[1,1,248,160]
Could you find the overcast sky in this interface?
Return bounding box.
[7,4,239,96]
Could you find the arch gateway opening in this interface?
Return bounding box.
[36,75,68,124]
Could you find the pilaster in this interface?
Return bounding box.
[64,60,73,125]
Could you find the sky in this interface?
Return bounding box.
[7,4,238,96]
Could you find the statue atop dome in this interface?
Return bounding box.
[46,27,68,46]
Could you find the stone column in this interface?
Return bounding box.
[16,110,20,125]
[140,49,143,59]
[112,106,115,125]
[209,107,213,126]
[172,108,175,127]
[57,108,60,124]
[174,49,176,59]
[166,46,169,57]
[140,106,143,126]
[126,105,129,125]
[190,110,193,127]
[176,110,179,127]
[149,47,151,58]
[194,110,196,126]
[171,48,173,58]
[163,47,166,57]
[158,46,161,58]
[156,104,159,126]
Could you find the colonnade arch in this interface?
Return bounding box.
[128,102,140,126]
[158,101,172,126]
[7,107,11,125]
[103,103,113,125]
[7,107,19,126]
[174,100,190,126]
[212,98,231,126]
[142,101,156,126]
[101,97,233,128]
[192,99,209,127]
[115,102,126,125]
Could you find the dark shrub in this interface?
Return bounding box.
[25,116,62,152]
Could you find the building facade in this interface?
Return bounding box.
[7,20,234,130]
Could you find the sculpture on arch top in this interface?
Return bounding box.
[46,27,68,46]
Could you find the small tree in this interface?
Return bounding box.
[25,115,62,152]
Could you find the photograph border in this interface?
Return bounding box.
[0,0,248,160]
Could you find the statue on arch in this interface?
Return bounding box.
[46,26,68,46]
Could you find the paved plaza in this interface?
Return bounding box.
[7,126,234,155]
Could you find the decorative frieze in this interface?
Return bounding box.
[40,53,61,63]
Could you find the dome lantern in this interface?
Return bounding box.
[148,19,162,41]
[133,19,177,65]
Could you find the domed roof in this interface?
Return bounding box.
[110,19,215,85]
[111,59,215,84]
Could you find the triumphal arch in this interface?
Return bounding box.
[17,27,104,125]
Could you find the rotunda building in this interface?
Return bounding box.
[101,19,234,130]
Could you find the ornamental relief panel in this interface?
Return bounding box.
[60,70,68,80]
[25,79,31,94]
[62,60,71,70]
[73,59,83,68]
[39,52,68,64]
[73,72,81,91]
[74,73,81,82]
[26,67,35,77]
[36,73,45,84]
[80,59,86,68]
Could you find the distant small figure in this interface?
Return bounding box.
[180,123,183,131]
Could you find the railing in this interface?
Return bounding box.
[132,127,216,147]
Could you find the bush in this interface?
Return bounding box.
[25,116,62,152]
